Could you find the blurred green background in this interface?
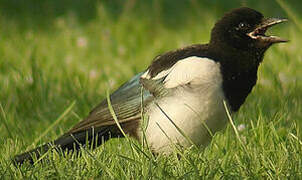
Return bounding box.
[0,0,301,178]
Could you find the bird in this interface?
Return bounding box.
[13,7,288,164]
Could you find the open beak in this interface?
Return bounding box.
[247,18,288,43]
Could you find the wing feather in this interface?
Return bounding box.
[68,72,152,134]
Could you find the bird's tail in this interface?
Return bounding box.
[13,126,121,165]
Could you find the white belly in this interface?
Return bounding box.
[143,86,228,153]
[141,58,228,153]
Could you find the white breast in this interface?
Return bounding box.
[142,57,228,153]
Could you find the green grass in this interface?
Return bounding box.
[0,0,302,179]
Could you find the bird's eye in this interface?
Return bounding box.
[236,22,249,30]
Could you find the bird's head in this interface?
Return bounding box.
[210,7,288,51]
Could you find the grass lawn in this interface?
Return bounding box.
[0,0,301,179]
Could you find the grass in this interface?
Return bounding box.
[0,0,302,179]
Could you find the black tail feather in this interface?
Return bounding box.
[13,126,122,165]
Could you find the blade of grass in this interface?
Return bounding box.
[70,134,115,179]
[156,122,200,177]
[129,141,155,163]
[117,154,143,165]
[106,90,127,137]
[154,102,197,148]
[184,103,221,151]
[106,90,139,160]
[276,0,302,32]
[0,102,13,139]
[289,133,302,146]
[33,143,56,165]
[139,87,154,158]
[27,101,76,150]
[223,100,249,156]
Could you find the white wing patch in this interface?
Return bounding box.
[141,56,221,89]
[141,67,173,80]
[141,70,151,79]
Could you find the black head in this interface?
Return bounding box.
[210,7,288,51]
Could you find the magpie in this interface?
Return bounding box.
[13,7,288,164]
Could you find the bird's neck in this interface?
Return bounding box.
[209,42,265,72]
[208,43,266,111]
